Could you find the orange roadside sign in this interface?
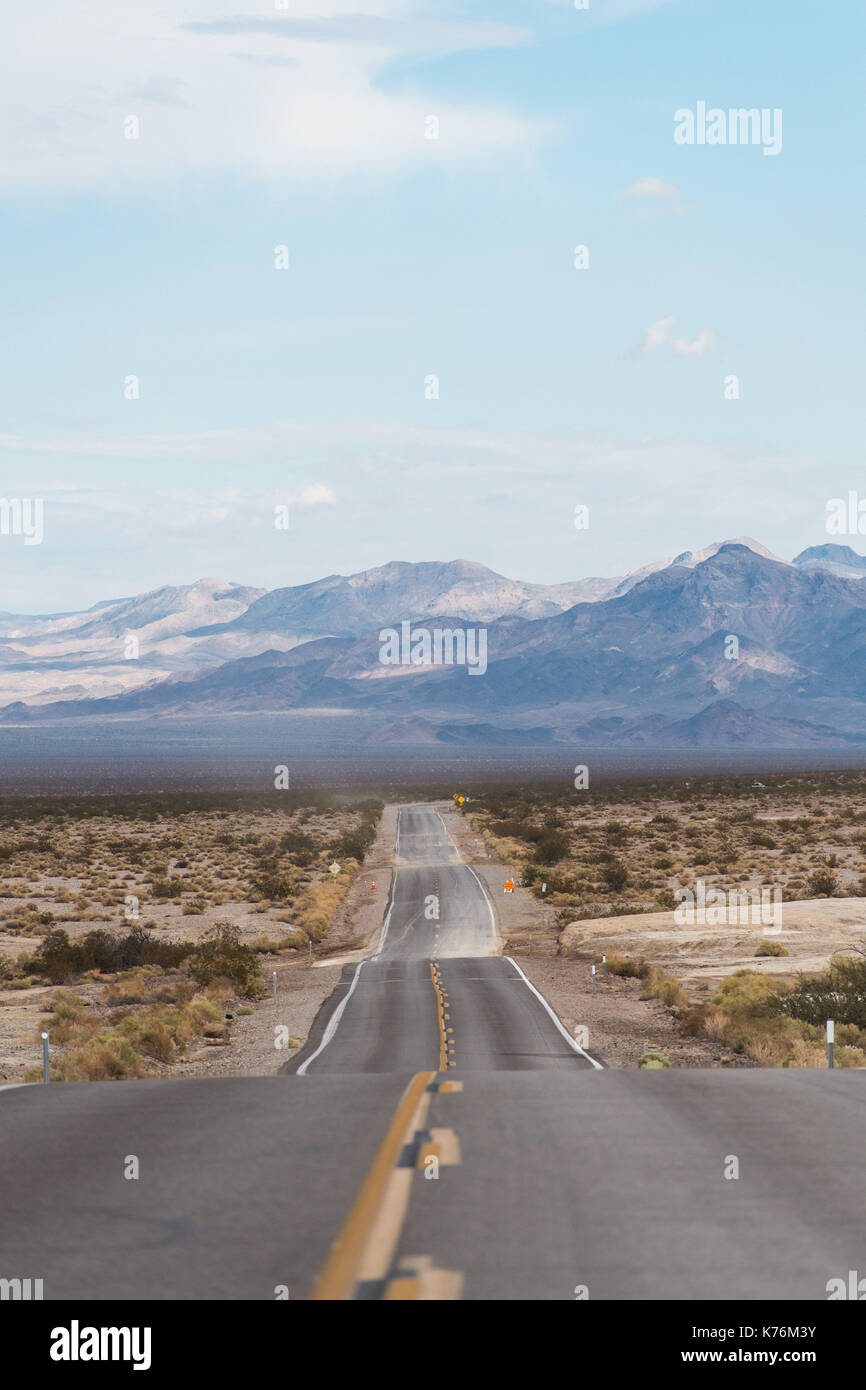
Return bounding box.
[504,879,515,893]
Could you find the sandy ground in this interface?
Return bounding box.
[0,983,59,1083]
[559,897,866,986]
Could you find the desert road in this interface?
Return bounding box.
[1,804,865,1300]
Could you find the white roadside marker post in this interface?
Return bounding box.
[591,963,597,995]
[602,953,607,980]
[827,1019,835,1069]
[41,1030,50,1083]
[273,970,277,1007]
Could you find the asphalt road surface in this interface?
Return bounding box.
[291,804,597,1076]
[2,803,864,1300]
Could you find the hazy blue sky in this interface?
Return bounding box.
[0,0,863,610]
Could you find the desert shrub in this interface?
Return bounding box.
[806,868,838,897]
[186,922,262,999]
[115,1015,176,1063]
[278,830,318,855]
[712,970,778,1016]
[603,950,652,981]
[291,878,346,941]
[104,967,158,1005]
[749,830,777,849]
[491,819,542,845]
[149,878,184,899]
[39,992,100,1046]
[641,975,689,1008]
[31,925,191,983]
[533,832,569,865]
[603,821,629,846]
[63,1034,144,1081]
[679,1004,709,1036]
[755,940,788,957]
[601,860,628,892]
[639,1050,671,1069]
[330,812,379,864]
[31,929,80,983]
[772,954,866,1028]
[248,865,297,901]
[688,968,857,1067]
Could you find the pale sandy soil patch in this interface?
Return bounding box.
[560,897,866,987]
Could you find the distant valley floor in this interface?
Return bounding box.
[3,717,866,792]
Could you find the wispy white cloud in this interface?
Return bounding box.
[671,328,716,358]
[637,316,717,359]
[622,175,684,212]
[0,1,545,193]
[638,315,675,354]
[295,483,338,508]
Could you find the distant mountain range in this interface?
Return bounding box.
[3,539,866,748]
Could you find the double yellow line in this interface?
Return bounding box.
[312,959,460,1299]
[429,962,449,1070]
[311,1070,435,1300]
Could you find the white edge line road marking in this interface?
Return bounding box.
[374,872,398,957]
[297,960,366,1076]
[0,1083,29,1091]
[463,865,500,951]
[434,810,459,862]
[435,808,500,951]
[507,956,604,1070]
[373,805,402,956]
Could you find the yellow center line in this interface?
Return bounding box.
[429,961,448,1070]
[311,1070,435,1300]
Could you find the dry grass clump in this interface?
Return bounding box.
[30,977,227,1080]
[292,878,349,941]
[697,967,866,1067]
[590,946,866,1069]
[601,948,689,1008]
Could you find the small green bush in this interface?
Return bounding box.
[187,922,262,1000]
[639,1050,671,1069]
